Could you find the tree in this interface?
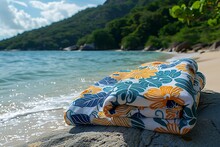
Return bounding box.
[76,35,93,46]
[159,22,183,36]
[121,34,141,50]
[106,18,128,47]
[170,0,220,26]
[91,29,116,49]
[145,36,162,49]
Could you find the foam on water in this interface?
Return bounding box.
[0,93,78,124]
[0,92,80,146]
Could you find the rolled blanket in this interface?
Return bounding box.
[64,58,205,135]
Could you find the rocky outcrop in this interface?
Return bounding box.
[173,42,192,52]
[143,46,157,51]
[160,42,210,53]
[25,90,220,147]
[209,41,220,51]
[192,43,208,52]
[80,44,95,51]
[63,45,79,51]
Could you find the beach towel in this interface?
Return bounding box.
[64,58,205,135]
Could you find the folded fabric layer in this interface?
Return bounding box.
[64,58,205,135]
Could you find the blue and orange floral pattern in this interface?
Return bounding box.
[64,58,205,135]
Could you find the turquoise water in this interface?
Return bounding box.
[0,51,171,146]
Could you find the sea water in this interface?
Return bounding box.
[0,51,172,146]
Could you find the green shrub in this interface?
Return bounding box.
[121,34,141,50]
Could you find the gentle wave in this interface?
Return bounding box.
[0,107,64,123]
[0,93,79,123]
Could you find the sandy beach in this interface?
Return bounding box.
[196,51,220,92]
[24,51,220,147]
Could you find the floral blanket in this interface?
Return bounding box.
[64,58,205,135]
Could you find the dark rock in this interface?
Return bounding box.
[174,42,192,52]
[162,48,169,52]
[168,42,181,52]
[209,41,220,50]
[167,48,173,52]
[63,45,79,51]
[180,48,187,53]
[200,50,205,54]
[192,43,208,52]
[80,44,95,50]
[143,46,157,51]
[158,48,165,51]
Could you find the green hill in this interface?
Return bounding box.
[0,0,152,50]
[0,0,219,51]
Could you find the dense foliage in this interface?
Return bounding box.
[170,0,220,26]
[0,0,219,50]
[80,0,220,50]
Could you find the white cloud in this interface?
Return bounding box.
[30,0,95,22]
[0,26,23,40]
[10,0,28,7]
[9,5,48,29]
[0,0,96,40]
[0,0,22,29]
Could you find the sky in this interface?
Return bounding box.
[0,0,106,41]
